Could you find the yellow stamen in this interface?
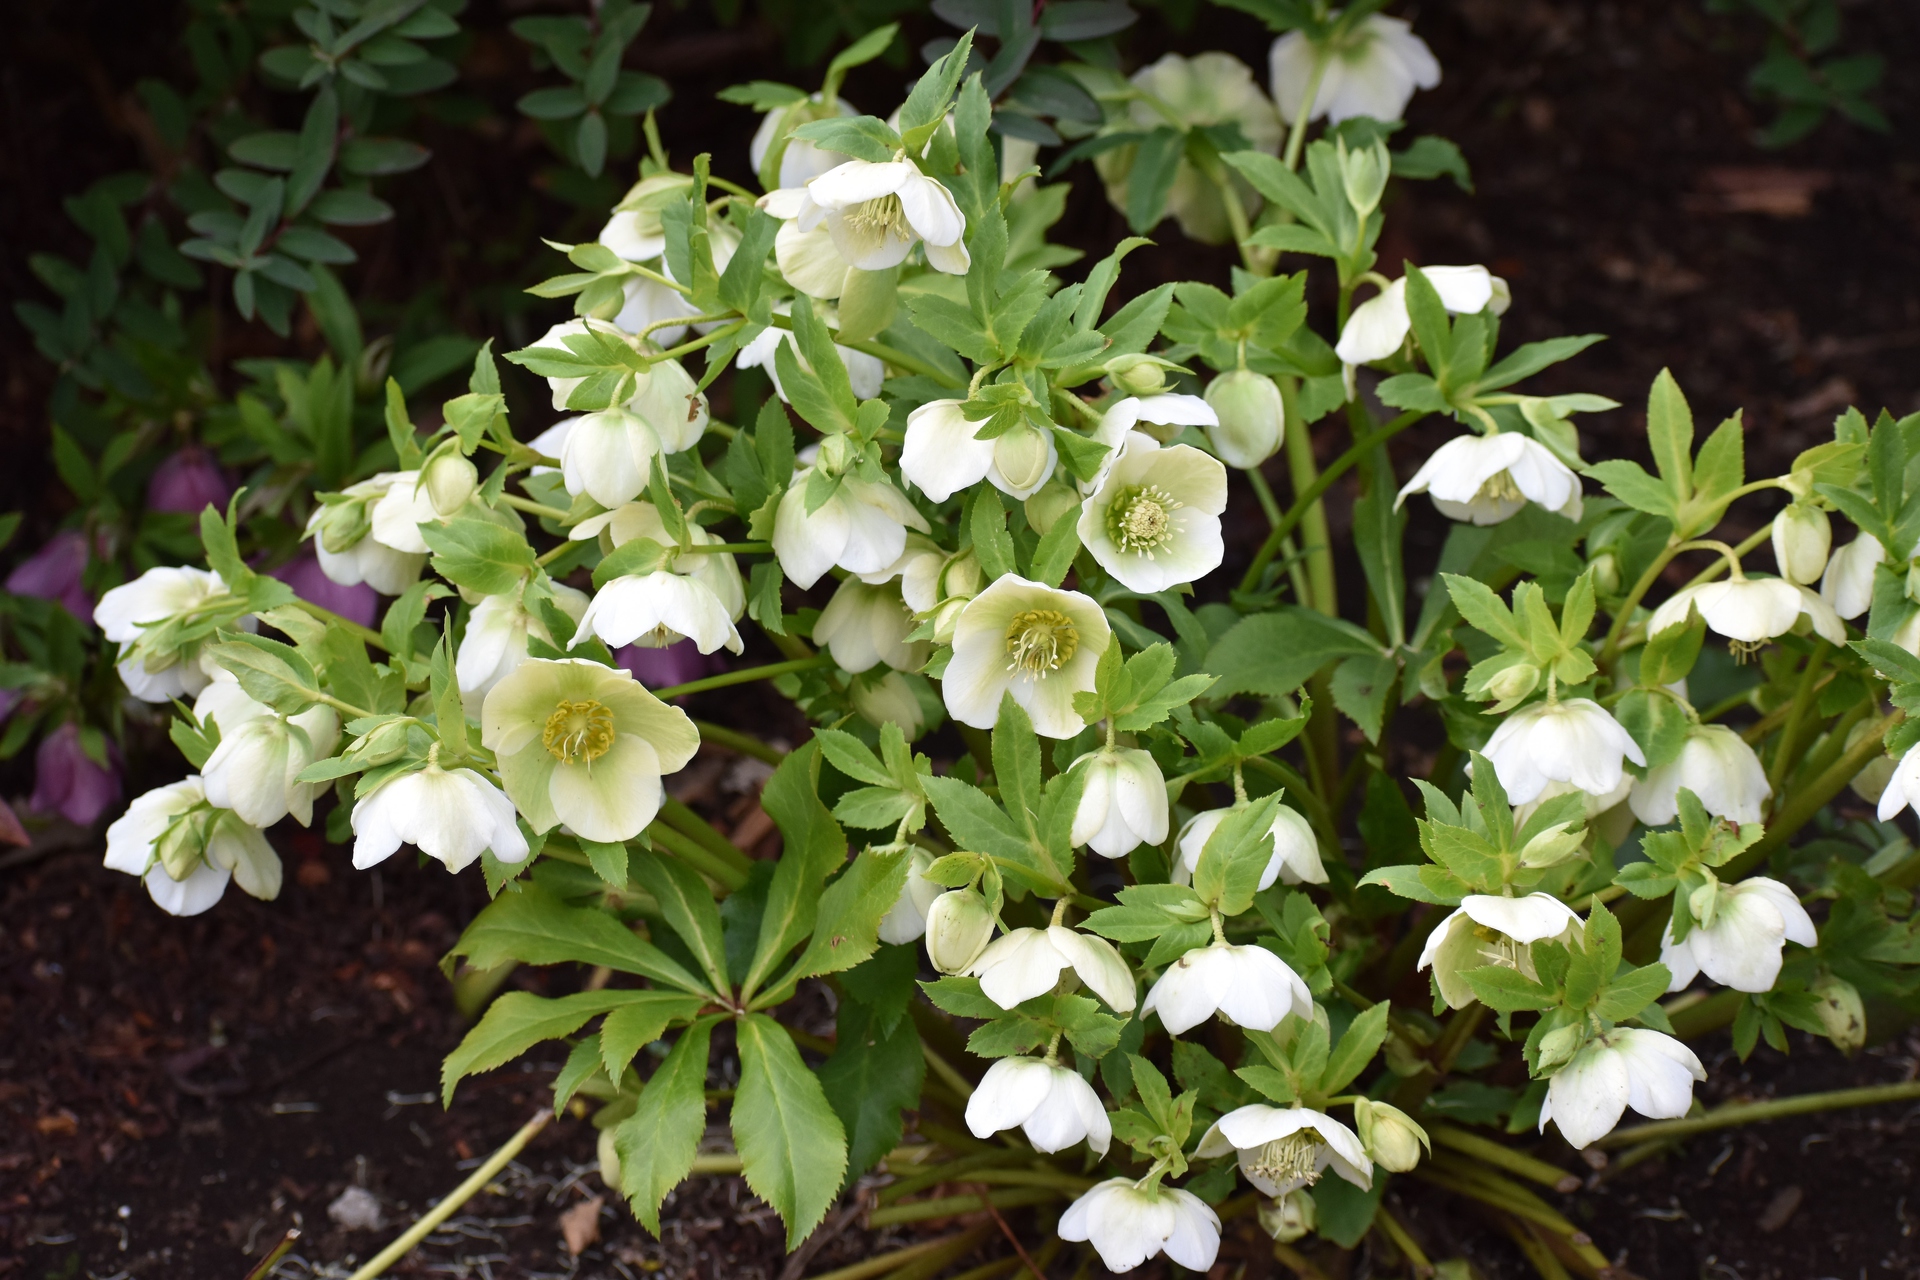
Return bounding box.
[1107,484,1183,555]
[543,699,616,765]
[844,194,911,240]
[1005,609,1078,676]
[1243,1133,1324,1190]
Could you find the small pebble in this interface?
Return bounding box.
[327,1186,385,1232]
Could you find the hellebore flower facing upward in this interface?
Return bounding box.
[1397,431,1583,526]
[765,157,970,274]
[942,576,1111,739]
[1481,697,1647,805]
[1195,1105,1373,1197]
[1058,1178,1221,1274]
[1417,893,1583,1010]
[481,658,699,843]
[1142,941,1313,1036]
[966,1057,1112,1155]
[104,776,279,916]
[1540,1028,1704,1149]
[351,764,529,873]
[1661,876,1816,994]
[1270,13,1441,125]
[1078,434,1228,594]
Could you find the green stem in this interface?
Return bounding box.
[764,310,964,389]
[659,796,754,876]
[866,1186,1061,1228]
[1730,710,1900,879]
[1429,1126,1581,1193]
[1592,1079,1920,1148]
[692,719,786,764]
[651,654,833,699]
[1282,378,1337,616]
[1597,538,1683,666]
[1792,697,1873,787]
[1281,52,1330,171]
[345,1111,551,1280]
[1240,409,1426,595]
[803,1233,986,1280]
[498,492,572,522]
[648,820,749,892]
[1766,640,1829,793]
[1246,465,1284,528]
[292,598,389,652]
[1374,1204,1435,1276]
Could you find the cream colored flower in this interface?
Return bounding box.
[1628,725,1769,826]
[1482,698,1646,805]
[104,777,280,916]
[1335,267,1509,367]
[812,577,924,673]
[458,582,591,716]
[352,764,529,873]
[1820,533,1882,620]
[1661,876,1815,994]
[773,469,930,590]
[942,576,1111,738]
[96,566,244,702]
[1059,1179,1220,1274]
[764,159,969,275]
[1079,434,1227,593]
[1540,1029,1702,1149]
[1195,1105,1372,1197]
[1177,803,1325,888]
[1397,432,1582,526]
[900,399,1057,502]
[1417,893,1582,1010]
[571,504,745,657]
[1270,13,1440,125]
[1648,577,1846,648]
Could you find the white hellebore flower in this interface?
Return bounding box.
[1196,1105,1372,1197]
[1540,1029,1704,1149]
[772,469,930,589]
[1335,266,1509,370]
[1271,13,1440,125]
[351,764,529,873]
[1662,877,1816,993]
[1071,747,1169,858]
[195,673,340,829]
[1079,434,1228,593]
[1820,533,1883,620]
[899,399,1058,502]
[458,583,590,716]
[751,93,860,190]
[877,849,945,945]
[1091,393,1218,469]
[104,777,280,917]
[1417,893,1583,1010]
[1482,698,1647,805]
[1397,431,1583,526]
[305,474,429,596]
[1177,804,1326,888]
[1648,577,1846,649]
[1203,368,1286,468]
[367,469,443,556]
[942,575,1111,739]
[95,566,239,702]
[1629,724,1770,826]
[1877,741,1920,822]
[1059,1179,1221,1275]
[812,577,923,673]
[968,925,1136,1013]
[966,1057,1112,1155]
[734,307,884,402]
[571,506,746,658]
[1142,941,1313,1036]
[1772,501,1832,585]
[793,158,969,274]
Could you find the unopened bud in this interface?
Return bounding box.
[1535,1023,1584,1074]
[1022,480,1080,536]
[835,266,900,342]
[422,450,479,517]
[1203,369,1285,468]
[316,498,373,555]
[816,432,856,477]
[850,670,926,738]
[1354,1098,1428,1173]
[154,808,211,882]
[597,1126,622,1191]
[992,423,1054,495]
[1847,720,1895,805]
[1518,821,1586,869]
[1483,662,1541,705]
[930,595,971,645]
[1339,137,1391,219]
[1257,1189,1317,1242]
[1106,354,1168,397]
[1587,550,1620,595]
[1810,974,1866,1053]
[924,888,995,973]
[942,549,984,600]
[1772,501,1831,586]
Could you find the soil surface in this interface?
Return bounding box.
[5,0,1920,1277]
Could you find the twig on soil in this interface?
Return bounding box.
[344,1110,551,1280]
[977,1191,1046,1280]
[244,1228,301,1280]
[776,1189,871,1280]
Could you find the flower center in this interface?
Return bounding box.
[1107,484,1182,555]
[1727,639,1766,664]
[1005,609,1078,676]
[1244,1133,1324,1190]
[844,194,911,240]
[1474,469,1524,506]
[542,699,616,765]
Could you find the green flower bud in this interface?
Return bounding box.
[849,670,927,739]
[1257,1189,1317,1242]
[1772,501,1831,586]
[1106,354,1170,397]
[1202,369,1285,468]
[316,498,373,555]
[1022,480,1081,536]
[422,449,479,517]
[1482,661,1541,705]
[835,266,900,343]
[991,423,1055,495]
[816,431,856,477]
[1354,1098,1429,1173]
[1338,137,1391,220]
[1810,974,1865,1053]
[597,1126,622,1191]
[924,888,995,973]
[1588,550,1621,595]
[154,808,212,882]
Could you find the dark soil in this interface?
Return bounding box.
[5,0,1920,1277]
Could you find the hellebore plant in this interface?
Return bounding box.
[76,11,1920,1277]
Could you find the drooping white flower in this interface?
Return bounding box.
[750,93,860,191]
[968,926,1136,1013]
[812,577,923,673]
[1177,803,1325,888]
[95,566,241,702]
[772,469,930,590]
[1195,1105,1372,1197]
[1071,748,1169,858]
[195,673,340,829]
[351,764,529,873]
[614,275,692,347]
[306,475,429,597]
[764,159,970,275]
[1142,942,1313,1036]
[1078,435,1228,593]
[772,218,853,299]
[1662,876,1816,993]
[859,534,948,612]
[735,309,884,402]
[1628,725,1770,826]
[877,849,945,945]
[1417,893,1583,1010]
[458,583,591,716]
[1540,1028,1704,1149]
[558,408,666,511]
[103,776,280,916]
[899,399,1058,502]
[481,658,699,842]
[942,575,1111,739]
[966,1057,1112,1155]
[1397,432,1583,526]
[597,172,693,262]
[1648,577,1846,648]
[1482,698,1647,806]
[1092,394,1219,464]
[1877,741,1920,821]
[1270,13,1441,125]
[1058,1178,1221,1274]
[571,507,745,659]
[1334,266,1509,367]
[367,469,443,556]
[1820,533,1882,620]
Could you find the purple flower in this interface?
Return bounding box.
[30,721,123,827]
[147,446,235,516]
[6,530,94,621]
[271,552,380,628]
[615,640,717,692]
